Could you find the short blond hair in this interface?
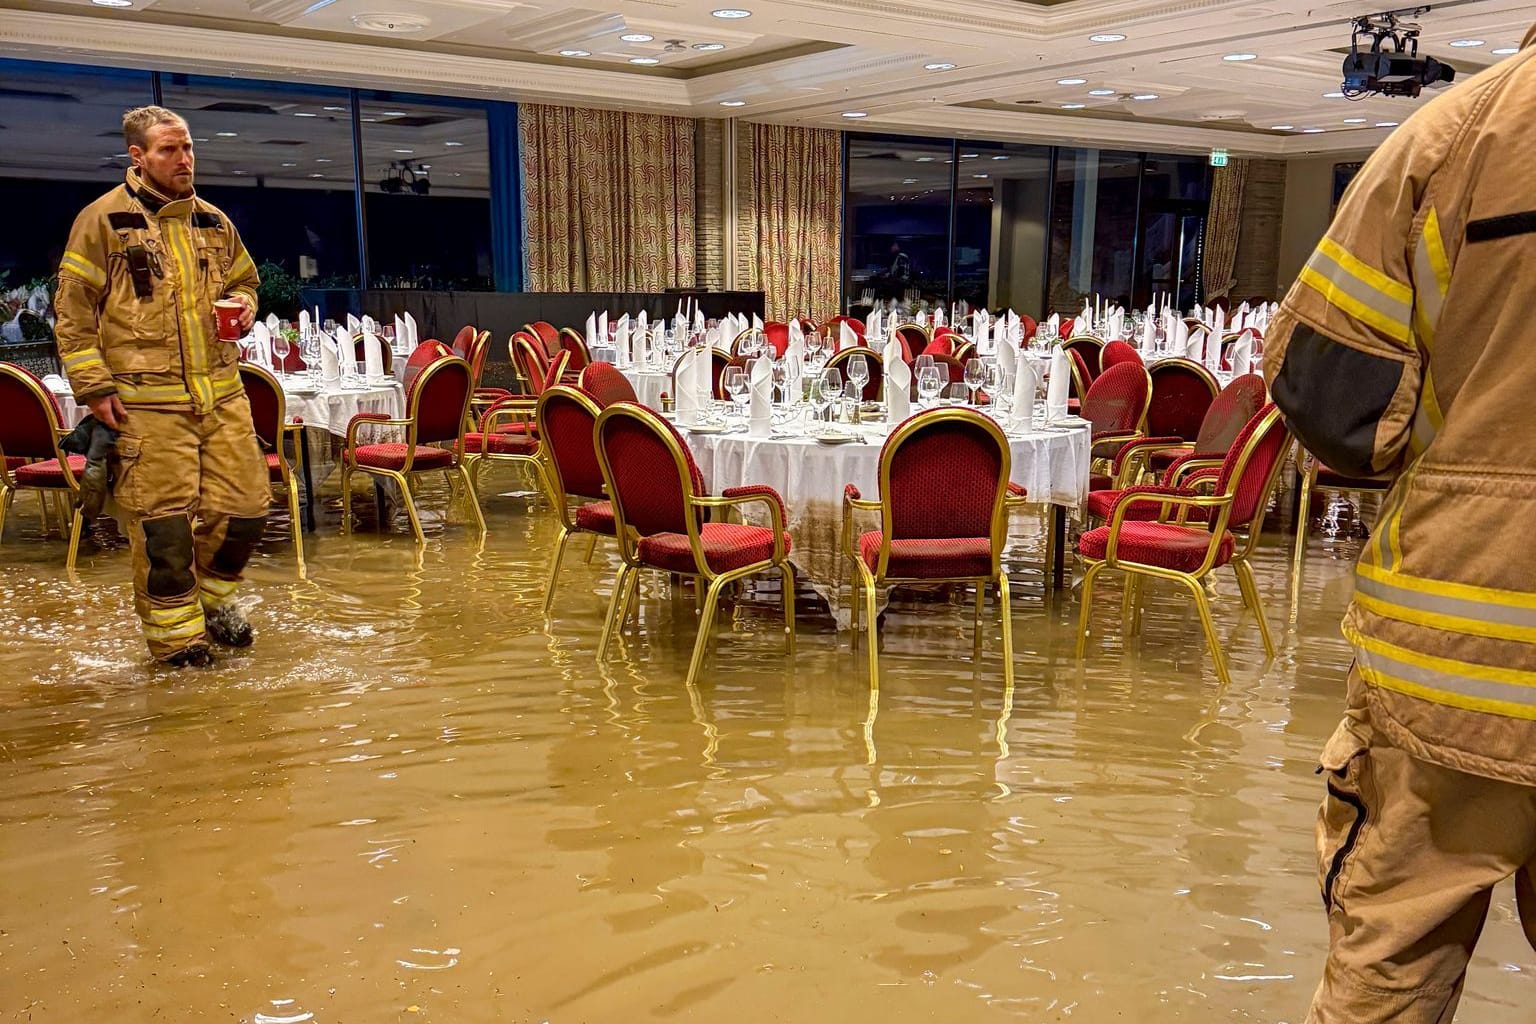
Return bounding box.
[123,106,189,150]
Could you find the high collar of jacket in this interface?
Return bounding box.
[125,167,196,218]
[1524,23,1536,49]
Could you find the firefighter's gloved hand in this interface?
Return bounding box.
[59,415,121,520]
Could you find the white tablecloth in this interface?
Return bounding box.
[283,380,405,437]
[682,415,1090,621]
[618,366,670,409]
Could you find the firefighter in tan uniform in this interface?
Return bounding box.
[1265,26,1536,1024]
[54,106,269,668]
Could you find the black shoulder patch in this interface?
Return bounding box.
[192,212,224,230]
[107,211,148,231]
[1271,322,1404,478]
[1467,211,1536,243]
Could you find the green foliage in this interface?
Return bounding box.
[255,261,304,319]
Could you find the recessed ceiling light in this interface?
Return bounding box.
[293,111,318,117]
[231,170,245,175]
[91,0,133,7]
[973,174,989,179]
[419,164,430,170]
[1270,125,1294,131]
[1448,39,1484,48]
[1302,127,1326,134]
[1132,93,1159,101]
[915,156,935,162]
[620,33,653,42]
[902,178,917,184]
[1375,121,1399,128]
[991,155,1009,160]
[281,162,297,167]
[215,131,238,137]
[393,148,413,154]
[711,8,751,17]
[444,141,464,147]
[960,152,979,158]
[1087,88,1116,96]
[720,100,746,107]
[693,42,726,51]
[629,57,660,65]
[315,158,333,163]
[925,62,957,71]
[1343,117,1367,124]
[381,111,407,117]
[1492,47,1519,55]
[1089,33,1126,43]
[309,173,324,178]
[558,49,590,57]
[1323,91,1346,98]
[192,137,209,143]
[360,117,377,122]
[842,111,868,118]
[324,105,347,112]
[1223,53,1258,62]
[1062,103,1086,109]
[1057,77,1087,86]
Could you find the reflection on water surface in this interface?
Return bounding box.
[0,487,1529,1022]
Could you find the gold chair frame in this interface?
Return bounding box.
[1290,449,1388,614]
[593,403,795,687]
[1112,358,1222,487]
[535,385,609,614]
[239,362,306,571]
[1087,364,1154,475]
[0,363,84,569]
[1076,406,1293,685]
[340,355,487,545]
[841,408,1019,689]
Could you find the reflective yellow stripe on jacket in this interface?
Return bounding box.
[1298,237,1414,347]
[60,250,107,289]
[1408,208,1452,454]
[1349,625,1536,720]
[161,218,216,413]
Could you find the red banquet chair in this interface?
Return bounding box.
[238,363,305,568]
[450,324,477,359]
[340,355,486,545]
[578,362,640,408]
[465,329,510,419]
[513,335,571,400]
[351,334,395,376]
[0,363,84,568]
[892,324,927,360]
[1076,404,1294,684]
[402,339,453,393]
[922,334,956,359]
[842,409,1021,687]
[1100,339,1143,372]
[764,321,791,357]
[1081,361,1153,484]
[558,327,591,373]
[1066,348,1093,412]
[1142,358,1220,456]
[525,321,561,359]
[1063,335,1104,379]
[824,347,884,401]
[1096,373,1267,497]
[594,403,795,687]
[536,385,618,613]
[461,384,549,499]
[1058,317,1076,339]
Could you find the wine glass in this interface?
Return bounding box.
[271,333,291,384]
[805,332,824,369]
[807,377,829,425]
[770,357,789,405]
[846,354,869,404]
[964,358,986,405]
[915,354,935,377]
[821,367,844,422]
[725,367,750,423]
[917,367,943,409]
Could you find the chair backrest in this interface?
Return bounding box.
[0,362,65,460]
[1100,340,1143,371]
[893,324,927,356]
[730,329,768,357]
[1063,336,1104,378]
[353,335,394,374]
[402,339,452,393]
[1082,362,1152,435]
[407,356,473,446]
[578,362,639,408]
[238,363,286,449]
[465,330,493,387]
[1021,313,1038,337]
[921,335,955,358]
[526,321,561,356]
[513,336,553,395]
[764,322,791,357]
[878,409,1010,557]
[558,327,591,371]
[595,403,706,538]
[714,353,749,399]
[1146,358,1219,441]
[536,386,606,509]
[1058,316,1076,339]
[1067,348,1093,401]
[825,347,885,401]
[1194,373,1268,456]
[450,325,476,358]
[1213,404,1292,530]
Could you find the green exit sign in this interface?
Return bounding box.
[1209,148,1230,167]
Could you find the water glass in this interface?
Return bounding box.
[964,358,985,405]
[846,354,870,402]
[821,368,844,421]
[271,335,291,382]
[917,367,942,409]
[725,367,750,422]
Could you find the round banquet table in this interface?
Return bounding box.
[680,414,1091,625]
[618,365,670,408]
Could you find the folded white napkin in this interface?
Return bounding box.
[265,313,280,334]
[1231,330,1254,376]
[749,355,773,437]
[1141,316,1156,351]
[976,317,991,355]
[867,309,882,340]
[334,325,358,378]
[884,338,910,422]
[363,329,386,382]
[1011,355,1039,431]
[585,313,598,350]
[630,320,646,367]
[1185,325,1206,360]
[675,348,704,424]
[402,312,417,346]
[997,332,1017,380]
[1212,305,1227,341]
[840,321,857,352]
[1046,347,1071,423]
[694,307,705,333]
[1046,313,1060,336]
[752,313,764,334]
[614,316,631,366]
[345,313,360,337]
[916,311,930,329]
[251,322,272,368]
[934,306,946,328]
[320,332,341,383]
[298,309,310,336]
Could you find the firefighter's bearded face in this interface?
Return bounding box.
[131,122,196,197]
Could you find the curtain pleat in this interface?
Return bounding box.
[1201,160,1249,301]
[741,124,841,321]
[521,104,696,293]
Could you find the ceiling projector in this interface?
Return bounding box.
[1342,7,1456,98]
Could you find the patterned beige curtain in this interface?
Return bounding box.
[738,124,842,321]
[521,104,697,292]
[1202,159,1249,300]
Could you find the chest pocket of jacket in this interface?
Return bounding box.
[197,241,228,294]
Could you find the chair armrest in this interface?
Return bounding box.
[480,399,537,436]
[345,412,409,449]
[1104,489,1234,565]
[720,484,788,525]
[1164,453,1225,488]
[842,483,881,512]
[1005,481,1030,508]
[692,488,788,562]
[1090,430,1143,461]
[1111,436,1189,473]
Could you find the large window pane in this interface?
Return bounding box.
[359,94,492,290]
[0,60,153,286]
[844,136,952,314]
[1138,155,1211,310]
[1047,149,1141,313]
[159,74,362,305]
[951,142,1051,315]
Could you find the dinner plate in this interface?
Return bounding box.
[683,423,732,435]
[814,433,860,446]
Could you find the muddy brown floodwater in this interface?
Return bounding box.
[0,481,1530,1022]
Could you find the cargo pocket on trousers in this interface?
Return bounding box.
[1316,718,1372,915]
[113,436,144,516]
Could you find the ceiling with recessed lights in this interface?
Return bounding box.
[0,0,1531,156]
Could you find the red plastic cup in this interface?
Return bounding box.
[214,300,245,341]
